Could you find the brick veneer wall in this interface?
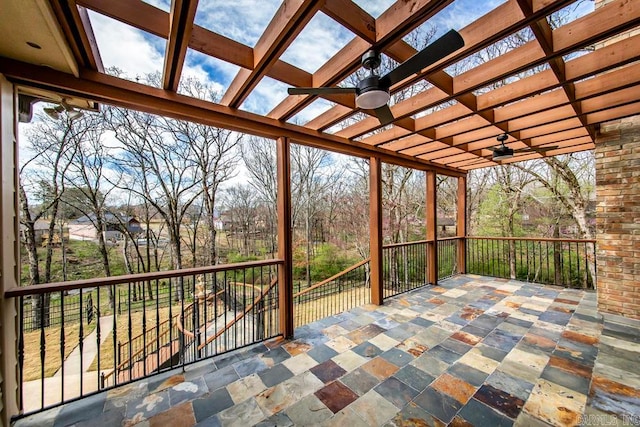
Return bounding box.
[595,115,640,319]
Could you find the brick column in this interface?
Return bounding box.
[595,115,640,319]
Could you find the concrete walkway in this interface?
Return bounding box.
[23,315,114,413]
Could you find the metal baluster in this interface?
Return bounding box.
[17,296,24,413]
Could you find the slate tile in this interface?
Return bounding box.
[374,376,419,409]
[379,347,414,367]
[307,343,339,363]
[258,363,294,388]
[310,359,347,383]
[393,364,435,392]
[413,386,463,424]
[541,365,590,395]
[457,398,514,427]
[448,362,490,387]
[387,402,441,427]
[168,377,208,406]
[440,337,473,355]
[427,344,463,364]
[486,370,534,402]
[315,381,358,413]
[285,394,332,425]
[192,388,234,422]
[431,373,477,404]
[474,384,525,419]
[361,356,400,380]
[351,341,383,359]
[147,401,195,427]
[259,346,291,367]
[53,392,106,427]
[233,357,268,378]
[340,367,380,396]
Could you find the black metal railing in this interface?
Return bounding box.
[383,240,429,298]
[6,259,282,417]
[293,259,370,327]
[438,238,459,280]
[466,237,596,289]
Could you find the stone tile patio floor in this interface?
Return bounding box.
[16,275,640,427]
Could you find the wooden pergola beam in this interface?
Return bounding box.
[49,1,103,72]
[360,43,640,162]
[77,0,313,88]
[0,57,466,177]
[267,0,453,121]
[163,0,199,91]
[299,0,575,132]
[221,0,322,108]
[322,0,376,43]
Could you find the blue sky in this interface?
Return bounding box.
[87,0,593,123]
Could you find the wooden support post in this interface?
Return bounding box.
[0,75,19,424]
[369,157,383,305]
[276,137,294,338]
[426,171,438,285]
[457,175,467,274]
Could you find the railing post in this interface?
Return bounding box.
[276,137,294,338]
[426,171,438,285]
[370,157,383,305]
[457,175,467,274]
[0,76,19,424]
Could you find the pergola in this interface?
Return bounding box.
[0,0,639,423]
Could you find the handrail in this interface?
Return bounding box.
[197,277,278,350]
[466,236,596,243]
[382,239,433,249]
[293,258,370,298]
[5,259,284,297]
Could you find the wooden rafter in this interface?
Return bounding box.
[49,1,103,72]
[3,0,639,172]
[163,0,198,91]
[220,0,322,108]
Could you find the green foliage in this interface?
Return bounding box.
[226,252,260,263]
[293,243,359,282]
[476,185,525,237]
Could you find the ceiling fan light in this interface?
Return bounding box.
[356,89,390,110]
[493,145,514,161]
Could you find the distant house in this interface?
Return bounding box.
[19,219,64,245]
[68,214,143,242]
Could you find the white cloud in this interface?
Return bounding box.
[280,12,354,73]
[193,0,281,47]
[239,76,289,115]
[88,11,165,79]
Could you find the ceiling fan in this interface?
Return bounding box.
[463,134,559,166]
[287,29,465,126]
[490,134,559,161]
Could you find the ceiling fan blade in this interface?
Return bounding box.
[287,87,356,95]
[374,104,394,126]
[379,29,465,89]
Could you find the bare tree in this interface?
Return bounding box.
[64,112,118,307]
[515,153,596,287]
[166,77,240,265]
[106,102,201,301]
[241,137,278,257]
[20,112,81,326]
